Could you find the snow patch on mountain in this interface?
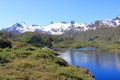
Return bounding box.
[42,22,87,35]
[4,22,43,34]
[43,22,71,35]
[3,15,120,35]
[87,16,120,30]
[4,22,87,35]
[113,16,120,25]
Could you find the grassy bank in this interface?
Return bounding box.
[0,42,94,80]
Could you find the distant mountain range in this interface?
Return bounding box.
[2,15,120,35]
[3,21,87,35]
[63,16,120,43]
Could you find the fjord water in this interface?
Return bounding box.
[59,48,120,80]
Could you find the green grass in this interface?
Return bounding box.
[62,25,120,51]
[0,43,94,80]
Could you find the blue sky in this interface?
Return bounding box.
[0,0,120,29]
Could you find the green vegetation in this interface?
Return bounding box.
[0,30,105,49]
[63,25,120,51]
[0,41,93,80]
[8,32,84,48]
[0,31,94,80]
[1,24,120,79]
[0,37,12,48]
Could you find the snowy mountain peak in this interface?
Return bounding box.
[4,22,41,34]
[3,15,120,35]
[87,16,120,30]
[43,22,87,35]
[113,16,120,25]
[3,21,87,35]
[12,22,30,29]
[115,15,120,20]
[13,23,22,28]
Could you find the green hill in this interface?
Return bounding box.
[0,32,94,80]
[7,32,84,48]
[63,25,120,51]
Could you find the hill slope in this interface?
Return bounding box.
[0,43,94,80]
[63,25,120,42]
[63,25,120,51]
[0,31,94,80]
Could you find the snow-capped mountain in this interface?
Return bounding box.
[87,16,120,30]
[4,22,43,34]
[43,22,87,34]
[2,15,120,35]
[3,21,87,35]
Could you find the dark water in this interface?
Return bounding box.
[59,48,120,80]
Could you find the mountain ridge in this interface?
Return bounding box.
[2,15,120,35]
[3,21,87,35]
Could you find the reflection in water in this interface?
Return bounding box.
[114,53,120,71]
[59,49,120,80]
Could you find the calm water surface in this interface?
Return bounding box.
[59,48,120,80]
